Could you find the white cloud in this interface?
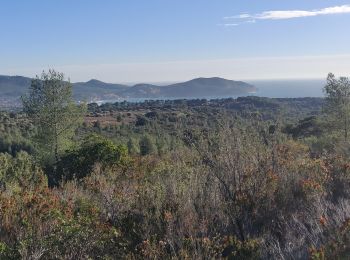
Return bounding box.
[219,19,255,27]
[218,23,239,27]
[225,5,350,24]
[257,5,350,20]
[224,14,252,19]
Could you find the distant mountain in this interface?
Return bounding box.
[0,76,130,102]
[0,75,32,97]
[121,77,256,99]
[73,79,128,101]
[0,75,256,106]
[164,77,256,98]
[121,84,161,98]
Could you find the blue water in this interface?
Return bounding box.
[248,79,325,98]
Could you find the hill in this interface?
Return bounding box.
[121,77,256,98]
[0,75,256,106]
[164,77,256,98]
[73,79,129,101]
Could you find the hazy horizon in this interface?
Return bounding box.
[2,1,350,83]
[1,55,348,83]
[0,72,325,85]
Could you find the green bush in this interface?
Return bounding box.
[53,134,129,184]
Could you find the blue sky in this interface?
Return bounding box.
[1,0,350,82]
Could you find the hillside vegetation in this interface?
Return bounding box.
[0,71,349,259]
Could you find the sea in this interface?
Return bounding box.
[248,79,325,98]
[96,79,326,104]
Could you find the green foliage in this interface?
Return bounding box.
[0,151,46,192]
[0,112,34,156]
[127,137,139,155]
[139,135,156,156]
[53,134,129,184]
[2,73,350,259]
[135,115,148,126]
[22,70,86,165]
[323,73,350,139]
[284,116,324,138]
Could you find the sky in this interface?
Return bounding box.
[1,0,350,83]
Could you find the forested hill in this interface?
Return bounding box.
[120,77,256,98]
[0,75,256,106]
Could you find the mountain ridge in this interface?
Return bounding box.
[0,75,256,104]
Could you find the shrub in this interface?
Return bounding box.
[53,134,129,184]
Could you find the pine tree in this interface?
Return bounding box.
[22,70,86,165]
[323,73,350,140]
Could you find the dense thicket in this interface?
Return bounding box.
[0,73,349,259]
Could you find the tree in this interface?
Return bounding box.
[127,138,139,155]
[22,70,86,165]
[139,135,156,156]
[323,73,350,140]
